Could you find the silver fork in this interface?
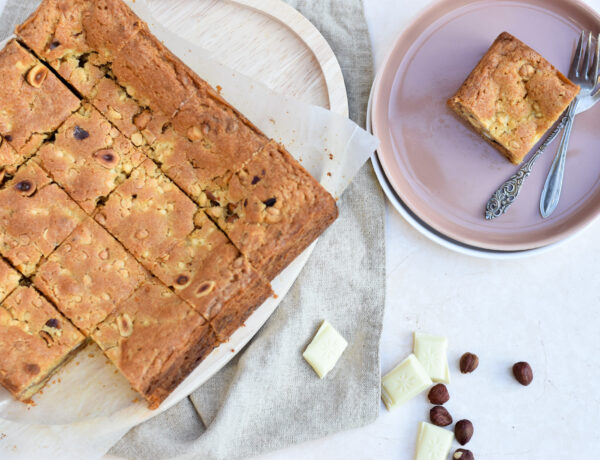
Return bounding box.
[485,32,600,220]
[539,31,600,218]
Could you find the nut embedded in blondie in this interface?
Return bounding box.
[448,32,579,164]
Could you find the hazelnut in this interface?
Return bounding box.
[512,361,533,386]
[427,384,449,405]
[430,406,453,427]
[39,330,54,346]
[45,318,60,329]
[130,132,144,146]
[15,180,36,196]
[117,313,133,337]
[26,64,48,88]
[263,197,277,207]
[133,109,152,130]
[455,419,474,445]
[93,149,120,168]
[459,352,479,373]
[107,106,123,120]
[73,126,89,140]
[187,126,203,142]
[98,248,109,260]
[195,280,216,297]
[453,449,474,460]
[175,274,190,286]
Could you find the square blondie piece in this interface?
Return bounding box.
[96,159,196,270]
[0,40,80,157]
[152,213,272,337]
[0,259,21,303]
[206,142,338,279]
[91,278,218,409]
[0,162,86,276]
[35,103,146,213]
[151,94,269,205]
[34,219,148,334]
[448,32,579,164]
[0,286,85,401]
[16,0,146,98]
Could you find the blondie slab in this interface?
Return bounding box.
[35,103,146,213]
[448,32,579,164]
[152,213,273,337]
[206,142,338,279]
[34,219,148,335]
[0,162,86,276]
[91,278,218,409]
[151,94,268,205]
[0,286,85,401]
[95,159,196,270]
[0,40,80,158]
[0,259,21,304]
[16,0,146,98]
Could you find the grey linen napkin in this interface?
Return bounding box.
[0,1,386,458]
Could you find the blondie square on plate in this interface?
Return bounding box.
[448,32,579,164]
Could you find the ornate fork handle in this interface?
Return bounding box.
[485,116,568,220]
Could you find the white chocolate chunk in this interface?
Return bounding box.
[414,422,454,460]
[413,332,450,383]
[303,320,348,378]
[381,353,432,411]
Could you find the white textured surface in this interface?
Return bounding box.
[253,0,600,459]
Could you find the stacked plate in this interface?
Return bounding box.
[369,0,600,258]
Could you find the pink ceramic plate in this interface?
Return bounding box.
[373,0,600,251]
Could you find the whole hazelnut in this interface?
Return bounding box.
[427,384,449,405]
[430,405,453,427]
[460,352,479,373]
[455,419,474,445]
[512,362,533,386]
[453,448,474,460]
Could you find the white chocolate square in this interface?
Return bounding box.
[414,422,454,460]
[381,353,432,411]
[413,332,450,383]
[302,320,348,378]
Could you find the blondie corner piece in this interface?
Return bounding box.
[448,32,579,164]
[91,278,218,409]
[0,40,80,158]
[206,141,338,279]
[34,218,148,335]
[0,286,86,401]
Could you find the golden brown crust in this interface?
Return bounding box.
[206,142,338,279]
[0,137,27,176]
[35,104,146,213]
[448,32,579,164]
[91,278,218,409]
[34,219,148,334]
[0,162,86,275]
[150,94,269,205]
[152,213,273,323]
[95,159,197,269]
[0,259,21,304]
[0,40,80,157]
[0,286,85,400]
